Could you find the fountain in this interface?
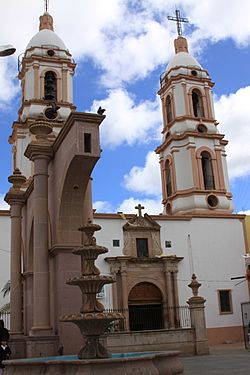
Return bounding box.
[60,222,123,359]
[4,222,184,374]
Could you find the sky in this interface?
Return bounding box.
[1,0,250,214]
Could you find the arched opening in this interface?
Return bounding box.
[166,95,173,124]
[165,159,172,197]
[192,89,204,117]
[201,151,215,189]
[128,282,164,331]
[44,71,57,101]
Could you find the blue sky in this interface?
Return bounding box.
[1,0,250,214]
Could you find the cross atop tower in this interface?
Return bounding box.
[135,204,145,218]
[167,9,189,36]
[44,0,49,13]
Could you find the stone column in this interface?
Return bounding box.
[120,262,129,331]
[25,120,53,334]
[187,274,209,355]
[164,261,175,328]
[5,169,26,334]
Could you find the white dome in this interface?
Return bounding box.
[167,51,202,71]
[26,29,67,50]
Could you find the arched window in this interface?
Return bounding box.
[192,89,204,117]
[166,96,173,123]
[201,151,215,189]
[44,71,57,101]
[165,160,172,197]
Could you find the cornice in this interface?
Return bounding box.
[0,210,10,216]
[24,141,53,161]
[158,71,214,95]
[155,130,227,154]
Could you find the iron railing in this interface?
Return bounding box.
[1,306,191,334]
[104,305,191,332]
[0,312,10,330]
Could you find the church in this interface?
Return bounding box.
[1,8,249,358]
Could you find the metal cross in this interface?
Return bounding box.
[44,0,49,12]
[135,204,145,218]
[167,9,189,36]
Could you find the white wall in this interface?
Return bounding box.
[94,215,249,329]
[0,214,11,308]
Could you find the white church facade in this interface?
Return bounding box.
[0,9,249,357]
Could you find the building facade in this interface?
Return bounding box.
[1,10,250,358]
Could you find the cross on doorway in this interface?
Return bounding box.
[135,204,145,218]
[167,9,189,36]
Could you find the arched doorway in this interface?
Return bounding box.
[128,282,164,331]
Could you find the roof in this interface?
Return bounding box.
[26,29,67,50]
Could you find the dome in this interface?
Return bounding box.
[26,29,67,50]
[166,51,202,71]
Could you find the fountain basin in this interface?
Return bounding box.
[3,351,184,375]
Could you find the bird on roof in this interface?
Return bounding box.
[97,106,106,115]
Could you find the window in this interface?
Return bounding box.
[166,96,173,123]
[192,89,204,117]
[136,238,149,257]
[165,241,172,248]
[165,160,172,197]
[84,133,91,153]
[113,239,120,247]
[44,71,57,101]
[218,290,233,314]
[201,151,215,190]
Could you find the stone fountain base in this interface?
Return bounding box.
[4,351,184,375]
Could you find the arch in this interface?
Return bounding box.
[165,159,172,197]
[128,282,164,331]
[201,151,215,190]
[44,70,57,100]
[192,89,204,117]
[165,95,173,124]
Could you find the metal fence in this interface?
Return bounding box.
[0,312,10,330]
[105,305,191,332]
[0,306,191,334]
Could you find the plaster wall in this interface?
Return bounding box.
[173,84,185,116]
[25,69,34,100]
[173,149,193,189]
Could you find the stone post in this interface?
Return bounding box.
[5,169,26,334]
[24,120,53,334]
[163,261,175,328]
[187,274,209,355]
[120,262,129,331]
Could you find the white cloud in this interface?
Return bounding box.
[214,86,250,179]
[238,210,250,215]
[93,200,113,213]
[117,197,162,215]
[3,0,250,98]
[124,151,161,195]
[91,89,162,147]
[0,195,9,210]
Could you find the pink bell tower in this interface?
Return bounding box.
[156,13,233,215]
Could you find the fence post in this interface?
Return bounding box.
[187,274,209,355]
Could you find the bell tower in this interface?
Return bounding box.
[156,15,233,215]
[9,10,76,179]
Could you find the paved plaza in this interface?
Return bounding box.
[181,343,250,374]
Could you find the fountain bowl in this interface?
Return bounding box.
[3,350,184,375]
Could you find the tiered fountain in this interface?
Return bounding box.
[60,222,123,359]
[5,221,184,374]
